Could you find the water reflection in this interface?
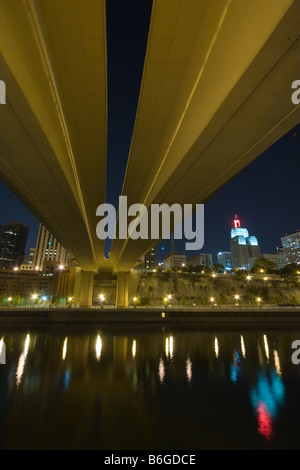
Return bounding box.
[16,333,30,387]
[0,326,300,449]
[62,337,68,361]
[95,334,102,360]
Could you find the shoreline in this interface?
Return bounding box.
[1,306,300,325]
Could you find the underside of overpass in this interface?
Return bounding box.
[0,0,299,306]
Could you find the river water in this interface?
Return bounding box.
[0,323,300,449]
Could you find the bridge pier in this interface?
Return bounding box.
[74,270,94,308]
[116,272,129,308]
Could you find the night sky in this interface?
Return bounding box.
[0,0,299,264]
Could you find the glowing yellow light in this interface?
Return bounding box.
[32,294,38,300]
[263,334,269,361]
[210,297,215,303]
[264,276,268,281]
[16,334,30,387]
[68,297,72,302]
[167,294,172,300]
[257,297,262,303]
[273,349,282,376]
[8,297,12,302]
[161,312,165,318]
[241,335,246,358]
[35,266,39,271]
[246,275,252,281]
[133,297,137,302]
[212,273,216,278]
[99,294,105,302]
[95,335,102,360]
[13,267,18,271]
[62,337,68,360]
[214,337,219,358]
[132,340,136,359]
[165,336,174,359]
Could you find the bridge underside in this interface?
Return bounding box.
[0,0,300,306]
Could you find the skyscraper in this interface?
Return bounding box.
[142,247,156,268]
[217,251,232,270]
[0,221,28,269]
[31,223,72,270]
[230,215,261,269]
[281,231,300,265]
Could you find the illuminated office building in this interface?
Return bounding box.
[230,215,261,269]
[281,231,300,265]
[0,221,28,269]
[217,251,232,270]
[187,253,213,269]
[30,223,72,270]
[142,247,156,268]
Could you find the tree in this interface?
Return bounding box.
[212,263,224,273]
[13,295,21,306]
[279,263,299,280]
[250,258,277,274]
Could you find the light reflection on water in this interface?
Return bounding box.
[1,325,300,449]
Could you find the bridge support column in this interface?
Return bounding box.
[74,270,94,308]
[116,272,129,308]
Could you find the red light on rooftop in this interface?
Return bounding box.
[233,215,241,228]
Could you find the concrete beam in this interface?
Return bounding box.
[116,272,129,308]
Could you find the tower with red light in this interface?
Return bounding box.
[233,215,241,228]
[230,215,261,269]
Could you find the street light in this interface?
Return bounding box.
[234,294,240,305]
[99,294,105,308]
[256,297,262,307]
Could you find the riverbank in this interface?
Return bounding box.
[1,306,300,326]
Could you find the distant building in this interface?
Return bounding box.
[0,268,44,298]
[262,253,287,270]
[163,252,187,269]
[281,231,300,265]
[141,247,156,269]
[230,215,261,269]
[0,221,28,269]
[217,251,232,270]
[30,224,72,270]
[187,253,213,269]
